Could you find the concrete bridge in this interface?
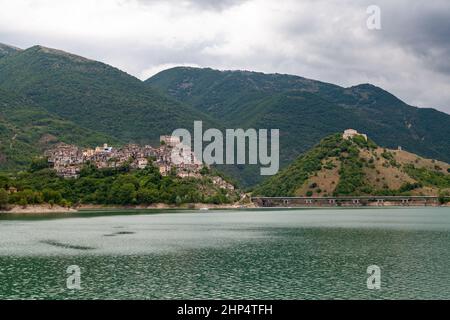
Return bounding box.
[251,196,440,207]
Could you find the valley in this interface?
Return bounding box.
[1,42,450,191]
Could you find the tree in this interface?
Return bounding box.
[18,198,28,207]
[169,167,177,177]
[110,183,136,204]
[136,188,158,204]
[200,166,210,175]
[0,189,8,210]
[30,157,49,172]
[42,189,62,204]
[0,175,10,189]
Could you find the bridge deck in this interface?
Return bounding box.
[251,196,440,207]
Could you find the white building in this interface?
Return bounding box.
[95,143,113,153]
[343,129,367,141]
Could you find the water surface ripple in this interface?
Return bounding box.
[0,208,449,299]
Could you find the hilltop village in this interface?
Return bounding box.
[44,135,234,190]
[253,128,450,206]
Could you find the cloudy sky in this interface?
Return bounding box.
[1,0,449,113]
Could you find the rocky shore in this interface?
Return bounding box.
[0,204,77,214]
[0,202,255,214]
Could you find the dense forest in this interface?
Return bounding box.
[0,89,115,169]
[0,159,240,210]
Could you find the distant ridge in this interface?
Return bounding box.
[0,89,115,170]
[27,45,94,63]
[0,43,218,170]
[147,66,450,186]
[0,43,218,145]
[0,43,22,59]
[0,42,449,188]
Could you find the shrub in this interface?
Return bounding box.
[381,150,394,161]
[42,189,63,204]
[200,166,210,175]
[110,183,137,205]
[399,182,422,193]
[137,188,158,204]
[29,157,50,172]
[0,189,8,210]
[438,196,450,204]
[19,198,28,207]
[0,175,10,189]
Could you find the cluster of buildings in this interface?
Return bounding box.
[44,136,235,190]
[45,136,206,180]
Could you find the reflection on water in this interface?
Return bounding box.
[39,240,95,251]
[0,208,449,299]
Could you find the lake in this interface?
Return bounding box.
[0,207,449,299]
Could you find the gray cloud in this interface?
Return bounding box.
[375,0,450,74]
[0,0,449,113]
[135,0,249,11]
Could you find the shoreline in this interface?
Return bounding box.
[1,202,448,215]
[0,203,256,214]
[77,203,256,211]
[0,204,78,214]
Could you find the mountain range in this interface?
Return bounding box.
[1,42,449,188]
[0,43,218,170]
[148,67,450,186]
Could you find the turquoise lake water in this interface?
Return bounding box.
[0,207,449,299]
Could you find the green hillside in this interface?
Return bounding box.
[0,162,240,209]
[0,45,217,145]
[147,67,450,186]
[253,133,450,197]
[1,44,450,189]
[0,43,21,59]
[0,89,116,170]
